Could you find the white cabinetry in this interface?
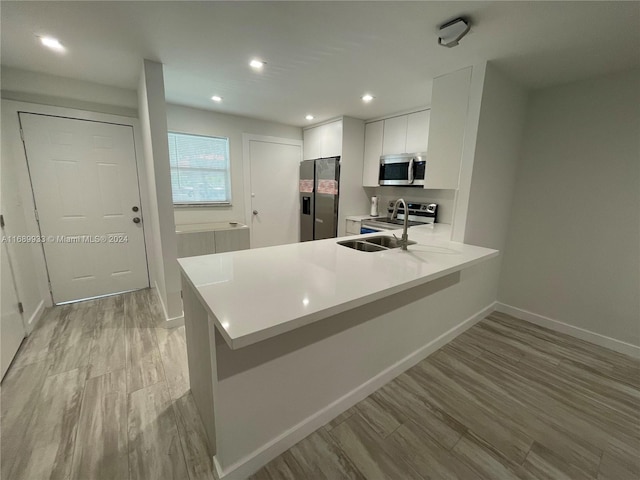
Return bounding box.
[303,127,323,160]
[423,67,472,189]
[345,219,361,235]
[303,120,343,160]
[362,110,430,187]
[362,120,383,187]
[215,228,250,253]
[405,110,430,154]
[303,117,369,237]
[176,225,250,258]
[381,110,430,156]
[381,116,408,155]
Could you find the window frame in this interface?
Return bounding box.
[168,130,232,207]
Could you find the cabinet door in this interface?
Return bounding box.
[362,121,384,187]
[214,228,250,253]
[321,121,343,158]
[381,116,408,155]
[303,127,322,160]
[424,67,472,189]
[405,110,430,154]
[345,219,361,235]
[177,232,216,258]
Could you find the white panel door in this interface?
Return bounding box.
[20,113,149,304]
[1,241,25,380]
[248,139,302,248]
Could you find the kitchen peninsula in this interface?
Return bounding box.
[178,225,498,479]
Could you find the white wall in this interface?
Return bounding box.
[0,103,47,330]
[1,67,137,117]
[499,68,640,347]
[138,60,182,321]
[166,104,302,226]
[463,63,528,251]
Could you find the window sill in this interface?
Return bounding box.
[174,203,232,208]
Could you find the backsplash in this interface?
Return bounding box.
[364,187,455,224]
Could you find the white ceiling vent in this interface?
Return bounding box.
[438,17,470,48]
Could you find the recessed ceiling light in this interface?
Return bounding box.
[249,59,264,70]
[39,36,65,52]
[211,95,223,102]
[361,94,374,103]
[305,114,314,121]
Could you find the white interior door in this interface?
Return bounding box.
[1,241,25,380]
[19,113,149,304]
[246,137,302,248]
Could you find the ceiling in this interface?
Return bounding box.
[2,1,639,126]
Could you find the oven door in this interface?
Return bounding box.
[379,155,426,186]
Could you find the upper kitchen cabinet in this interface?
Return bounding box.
[405,110,430,154]
[303,120,343,160]
[362,120,383,187]
[362,109,430,187]
[423,67,472,189]
[381,115,408,155]
[303,117,369,237]
[381,109,430,156]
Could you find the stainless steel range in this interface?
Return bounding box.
[360,201,437,233]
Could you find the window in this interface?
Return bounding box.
[168,132,231,205]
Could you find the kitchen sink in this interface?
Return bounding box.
[365,236,416,249]
[337,235,415,252]
[337,240,387,252]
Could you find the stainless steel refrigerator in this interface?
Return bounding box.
[299,157,340,241]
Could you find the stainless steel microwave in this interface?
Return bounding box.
[379,153,426,186]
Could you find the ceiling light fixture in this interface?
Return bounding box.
[211,95,223,102]
[305,114,314,121]
[438,17,470,48]
[38,36,65,52]
[249,59,265,70]
[361,94,374,103]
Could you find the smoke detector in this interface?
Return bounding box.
[438,17,470,48]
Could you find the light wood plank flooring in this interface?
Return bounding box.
[1,289,214,480]
[2,290,638,479]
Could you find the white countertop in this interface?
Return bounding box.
[346,214,376,221]
[178,224,498,349]
[175,222,248,234]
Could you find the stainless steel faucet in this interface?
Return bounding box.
[391,198,410,250]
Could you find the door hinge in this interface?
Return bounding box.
[34,210,39,221]
[0,214,4,228]
[20,128,25,142]
[18,302,24,314]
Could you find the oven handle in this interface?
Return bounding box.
[408,158,415,184]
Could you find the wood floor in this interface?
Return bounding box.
[1,289,214,480]
[2,290,639,480]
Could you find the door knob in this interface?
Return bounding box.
[253,210,259,215]
[133,217,141,224]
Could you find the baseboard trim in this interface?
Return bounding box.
[214,301,497,480]
[152,282,184,328]
[25,300,46,334]
[163,315,184,328]
[494,302,640,359]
